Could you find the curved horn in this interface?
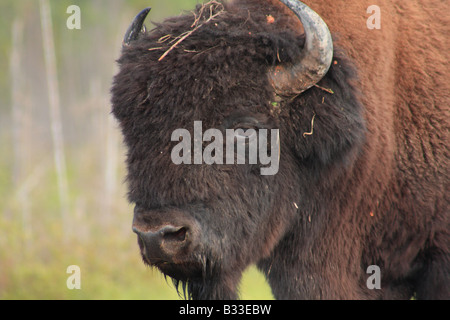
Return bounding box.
[123,7,151,47]
[268,0,333,97]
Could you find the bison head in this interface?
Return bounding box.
[111,0,365,299]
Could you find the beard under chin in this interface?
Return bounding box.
[140,246,244,299]
[170,273,241,300]
[154,257,242,300]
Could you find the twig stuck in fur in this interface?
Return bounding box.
[303,114,316,137]
[158,1,225,61]
[314,84,334,94]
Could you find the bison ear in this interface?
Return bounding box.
[123,7,151,47]
[286,56,366,167]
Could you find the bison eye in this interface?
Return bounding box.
[233,127,258,142]
[229,119,260,143]
[223,114,270,144]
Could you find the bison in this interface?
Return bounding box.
[111,0,449,299]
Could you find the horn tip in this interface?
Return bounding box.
[123,7,152,47]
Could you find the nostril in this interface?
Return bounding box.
[131,223,196,264]
[163,227,187,242]
[132,225,188,243]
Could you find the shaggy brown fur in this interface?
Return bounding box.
[111,0,449,299]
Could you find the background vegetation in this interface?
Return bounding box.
[0,0,274,300]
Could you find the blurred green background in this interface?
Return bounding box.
[0,0,274,300]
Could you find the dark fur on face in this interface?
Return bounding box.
[112,0,449,300]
